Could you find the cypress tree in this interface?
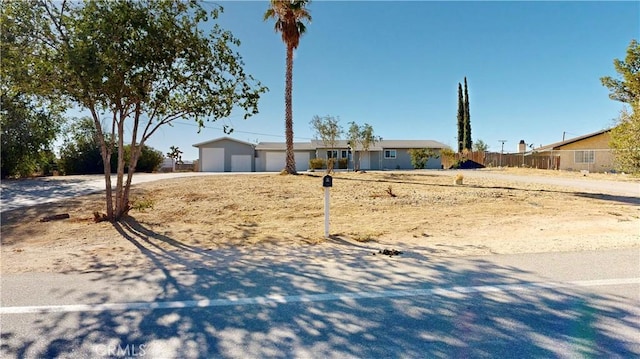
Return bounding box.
[463,77,472,151]
[457,83,464,153]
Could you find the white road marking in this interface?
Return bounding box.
[1,278,638,315]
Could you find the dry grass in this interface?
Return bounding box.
[1,170,639,274]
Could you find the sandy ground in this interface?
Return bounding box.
[1,169,639,274]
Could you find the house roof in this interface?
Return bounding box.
[192,136,255,148]
[195,137,451,151]
[378,140,449,149]
[310,139,449,150]
[535,129,611,151]
[310,140,378,150]
[254,142,317,151]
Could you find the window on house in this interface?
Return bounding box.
[327,150,338,159]
[341,150,348,158]
[384,150,397,159]
[574,150,595,164]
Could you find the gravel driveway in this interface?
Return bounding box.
[0,172,234,213]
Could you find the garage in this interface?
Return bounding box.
[265,152,286,172]
[194,137,257,173]
[231,155,252,172]
[265,152,310,172]
[201,148,224,172]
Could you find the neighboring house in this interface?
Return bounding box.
[535,129,613,172]
[194,137,449,172]
[193,137,255,172]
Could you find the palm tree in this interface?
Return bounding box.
[264,0,311,174]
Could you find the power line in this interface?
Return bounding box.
[171,120,314,141]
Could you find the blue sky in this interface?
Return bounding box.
[143,1,638,160]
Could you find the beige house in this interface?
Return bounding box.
[535,129,614,172]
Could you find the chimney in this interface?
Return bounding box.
[518,140,526,153]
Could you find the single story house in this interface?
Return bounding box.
[534,129,614,172]
[310,140,448,170]
[194,137,449,172]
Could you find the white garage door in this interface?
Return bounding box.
[202,148,224,172]
[294,152,310,171]
[266,152,310,172]
[231,155,252,172]
[265,152,286,172]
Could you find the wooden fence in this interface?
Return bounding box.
[442,151,560,170]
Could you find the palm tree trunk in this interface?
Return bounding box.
[285,44,297,174]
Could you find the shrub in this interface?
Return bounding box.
[130,197,155,212]
[135,146,164,173]
[408,148,438,169]
[309,158,326,170]
[338,158,348,169]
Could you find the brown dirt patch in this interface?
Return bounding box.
[2,171,639,274]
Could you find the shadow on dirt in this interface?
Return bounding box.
[573,192,640,206]
[1,216,638,358]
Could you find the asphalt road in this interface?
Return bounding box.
[1,247,639,358]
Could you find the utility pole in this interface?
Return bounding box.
[498,140,507,167]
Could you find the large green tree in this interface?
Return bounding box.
[3,0,266,220]
[456,83,464,153]
[0,2,64,178]
[601,39,640,174]
[264,0,312,175]
[600,39,640,104]
[609,105,640,174]
[0,93,62,178]
[463,77,472,151]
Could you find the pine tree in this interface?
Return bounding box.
[463,77,472,151]
[457,83,464,153]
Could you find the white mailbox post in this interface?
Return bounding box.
[322,175,333,238]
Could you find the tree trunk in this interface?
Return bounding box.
[120,105,143,219]
[284,44,297,174]
[90,107,114,219]
[101,151,114,219]
[114,115,127,220]
[121,143,143,218]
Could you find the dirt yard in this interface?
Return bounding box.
[1,170,639,274]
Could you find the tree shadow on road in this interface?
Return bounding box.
[2,219,638,358]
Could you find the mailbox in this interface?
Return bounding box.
[322,175,333,188]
